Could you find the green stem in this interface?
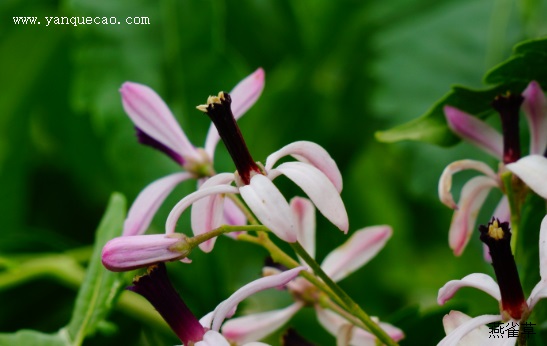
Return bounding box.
[291,242,398,346]
[501,171,523,253]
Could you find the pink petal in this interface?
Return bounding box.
[448,176,498,256]
[120,82,200,162]
[166,174,238,234]
[195,330,230,346]
[506,155,547,199]
[204,68,265,158]
[444,106,503,160]
[437,273,501,305]
[239,175,297,243]
[321,226,392,282]
[438,159,498,209]
[101,234,188,271]
[209,267,306,332]
[264,141,343,193]
[124,172,193,236]
[440,311,505,346]
[221,303,303,344]
[522,81,547,155]
[290,197,316,260]
[223,197,248,227]
[269,162,348,233]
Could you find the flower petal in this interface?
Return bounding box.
[270,162,348,233]
[444,106,503,160]
[291,197,316,261]
[124,173,193,236]
[166,176,238,235]
[438,273,501,305]
[240,174,297,242]
[528,280,547,311]
[438,159,498,209]
[102,234,188,271]
[195,330,230,346]
[264,141,343,193]
[448,176,498,256]
[540,215,547,280]
[204,68,265,158]
[506,155,547,199]
[209,267,306,332]
[321,226,392,282]
[438,313,508,346]
[221,303,303,344]
[522,81,547,155]
[120,82,200,162]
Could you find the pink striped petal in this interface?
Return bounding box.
[291,197,316,260]
[438,159,499,209]
[269,162,348,233]
[221,303,303,344]
[264,141,343,193]
[522,81,547,155]
[444,106,503,160]
[120,82,200,162]
[448,176,498,256]
[166,177,238,235]
[506,155,547,199]
[209,267,305,332]
[440,312,505,346]
[205,68,265,158]
[101,234,188,271]
[321,226,392,282]
[438,273,501,305]
[240,174,296,243]
[124,172,193,236]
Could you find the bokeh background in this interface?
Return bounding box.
[2,0,546,344]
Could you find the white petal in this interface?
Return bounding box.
[265,141,343,193]
[240,175,296,242]
[438,160,498,209]
[439,312,505,346]
[123,173,192,236]
[195,330,230,346]
[210,267,305,332]
[522,81,547,155]
[527,280,547,311]
[321,226,392,282]
[204,68,265,158]
[221,303,303,344]
[506,155,547,199]
[270,162,348,232]
[540,215,547,280]
[120,82,200,161]
[444,106,503,160]
[448,176,498,256]
[437,273,501,305]
[291,197,316,261]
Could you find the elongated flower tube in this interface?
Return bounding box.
[165,93,347,245]
[437,215,547,345]
[439,81,547,256]
[120,68,264,237]
[127,262,304,345]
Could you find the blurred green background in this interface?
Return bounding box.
[1,0,546,344]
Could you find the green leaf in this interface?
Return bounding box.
[0,330,67,346]
[61,193,127,346]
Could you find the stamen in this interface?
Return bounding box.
[492,93,524,164]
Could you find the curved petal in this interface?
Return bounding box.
[506,155,547,199]
[444,106,503,160]
[528,281,547,311]
[101,234,188,271]
[438,273,501,305]
[166,182,238,234]
[221,303,303,344]
[205,68,265,158]
[438,313,506,346]
[321,226,392,282]
[124,172,193,236]
[291,197,316,261]
[120,82,200,162]
[270,162,348,233]
[448,176,498,256]
[522,81,547,155]
[210,267,306,332]
[195,330,230,346]
[438,159,499,209]
[191,173,237,252]
[264,141,343,193]
[240,175,296,243]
